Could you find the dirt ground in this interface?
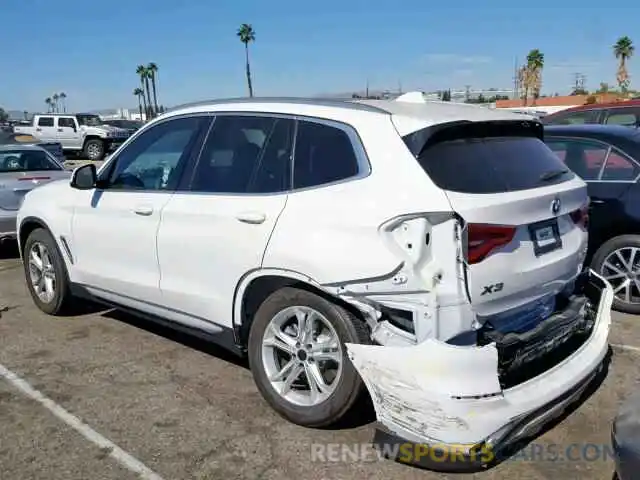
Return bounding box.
[0,243,637,479]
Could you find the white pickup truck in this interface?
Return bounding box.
[14,113,132,161]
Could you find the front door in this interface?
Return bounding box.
[157,114,294,328]
[56,116,83,149]
[70,115,210,306]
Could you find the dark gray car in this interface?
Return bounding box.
[0,144,70,242]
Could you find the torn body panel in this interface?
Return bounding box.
[345,270,613,450]
[323,214,474,345]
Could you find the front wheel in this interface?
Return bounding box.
[84,139,104,161]
[591,235,640,314]
[248,287,370,427]
[23,228,74,315]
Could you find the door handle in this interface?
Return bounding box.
[36,128,42,132]
[133,205,153,216]
[591,199,605,204]
[235,211,266,224]
[57,128,63,132]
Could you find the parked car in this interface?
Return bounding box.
[0,145,70,242]
[542,99,640,127]
[0,131,65,162]
[16,97,613,467]
[544,125,640,314]
[612,389,640,480]
[101,119,143,134]
[14,113,131,161]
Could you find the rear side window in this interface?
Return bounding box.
[410,130,574,194]
[37,117,54,127]
[293,121,360,189]
[604,109,639,126]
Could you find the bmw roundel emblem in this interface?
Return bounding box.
[551,197,561,215]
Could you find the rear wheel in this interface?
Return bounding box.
[84,139,104,161]
[247,287,369,427]
[23,228,73,315]
[591,235,640,314]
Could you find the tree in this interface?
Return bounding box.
[45,97,52,112]
[0,108,8,123]
[53,93,59,113]
[135,65,150,119]
[614,36,634,94]
[59,92,67,112]
[518,66,530,106]
[441,89,451,101]
[237,23,255,97]
[526,49,545,106]
[133,88,144,121]
[147,62,159,116]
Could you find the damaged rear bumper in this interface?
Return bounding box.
[346,269,613,471]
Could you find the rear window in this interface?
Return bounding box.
[0,149,62,173]
[407,124,575,194]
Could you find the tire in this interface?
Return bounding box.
[247,286,370,427]
[84,139,104,161]
[590,234,640,314]
[23,228,73,315]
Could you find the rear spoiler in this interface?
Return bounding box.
[403,119,544,158]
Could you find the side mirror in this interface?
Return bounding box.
[70,163,97,190]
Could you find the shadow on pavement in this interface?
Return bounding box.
[101,306,377,429]
[0,241,20,260]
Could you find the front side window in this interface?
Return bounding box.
[190,115,294,194]
[105,116,206,190]
[76,114,102,127]
[292,120,360,189]
[604,109,640,127]
[58,117,76,129]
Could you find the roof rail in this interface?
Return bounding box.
[166,96,389,114]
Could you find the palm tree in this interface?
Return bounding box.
[52,93,59,113]
[136,64,151,119]
[59,92,67,113]
[45,97,52,113]
[526,49,544,106]
[518,66,530,106]
[133,88,144,121]
[237,23,256,97]
[614,36,635,94]
[147,62,159,115]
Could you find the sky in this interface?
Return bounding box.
[1,1,638,112]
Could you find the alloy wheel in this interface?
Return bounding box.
[261,305,343,407]
[27,242,56,303]
[601,246,640,304]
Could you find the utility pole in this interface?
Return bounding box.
[513,57,519,99]
[365,79,369,98]
[572,73,587,93]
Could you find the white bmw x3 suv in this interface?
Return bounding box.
[17,95,613,468]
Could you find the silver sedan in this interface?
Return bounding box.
[0,145,70,243]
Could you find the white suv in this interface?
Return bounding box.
[17,96,613,465]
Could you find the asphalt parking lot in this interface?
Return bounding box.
[0,244,638,480]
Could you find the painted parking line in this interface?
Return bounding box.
[611,343,640,353]
[0,363,165,480]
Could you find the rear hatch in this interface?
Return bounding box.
[403,120,589,320]
[0,148,69,211]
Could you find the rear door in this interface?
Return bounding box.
[34,116,57,142]
[410,121,588,317]
[546,136,640,247]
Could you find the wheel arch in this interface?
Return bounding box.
[232,269,368,349]
[18,216,50,258]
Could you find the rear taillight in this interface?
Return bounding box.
[570,206,589,230]
[466,223,516,264]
